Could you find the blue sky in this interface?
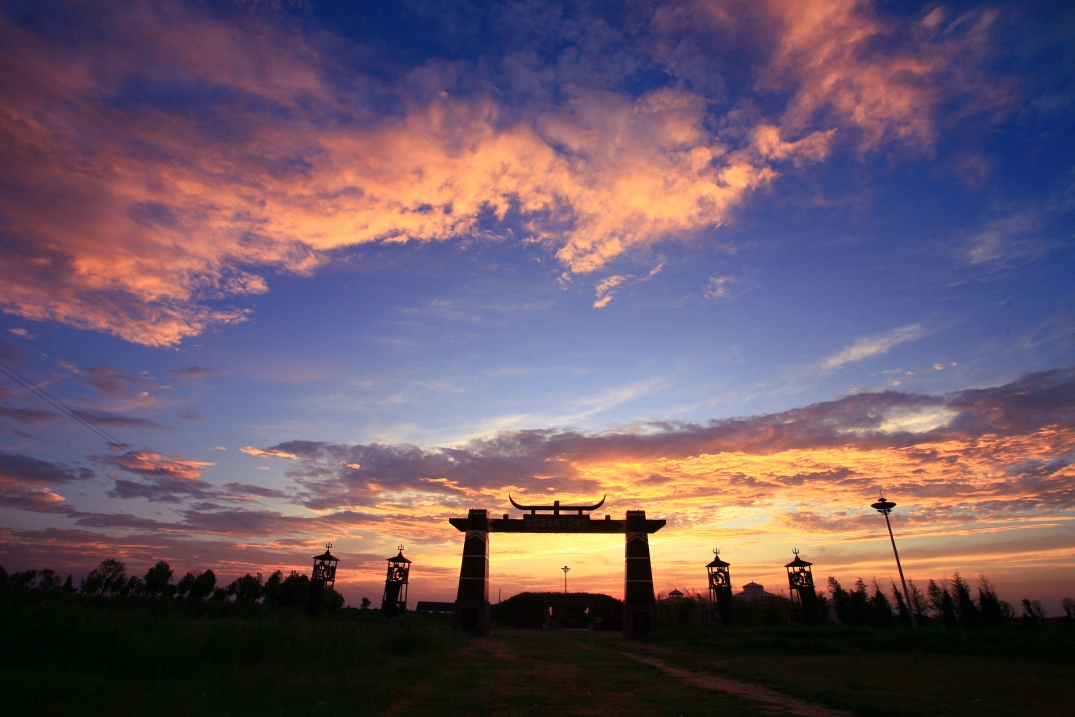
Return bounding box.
[1,0,1073,607]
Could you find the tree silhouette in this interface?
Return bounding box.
[850,578,871,625]
[828,577,884,625]
[143,561,173,598]
[1021,598,1047,625]
[177,570,217,601]
[907,579,929,624]
[827,577,853,624]
[868,579,894,627]
[280,572,309,609]
[890,581,911,627]
[82,559,127,596]
[927,578,957,626]
[262,570,310,610]
[323,586,345,611]
[977,575,1008,627]
[951,573,981,627]
[262,570,284,606]
[227,573,263,603]
[7,569,38,591]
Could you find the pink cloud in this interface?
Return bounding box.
[0,1,966,345]
[98,449,211,482]
[0,367,1072,606]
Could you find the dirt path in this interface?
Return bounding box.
[381,630,808,716]
[619,652,854,717]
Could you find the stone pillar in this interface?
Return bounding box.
[623,510,656,636]
[453,508,490,635]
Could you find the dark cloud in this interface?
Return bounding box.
[178,411,205,421]
[90,448,217,505]
[77,364,158,399]
[259,366,1075,511]
[775,468,855,487]
[220,483,290,500]
[944,366,1075,436]
[0,451,93,515]
[0,450,94,487]
[106,478,188,504]
[72,409,166,429]
[0,405,58,424]
[0,487,72,513]
[0,338,26,367]
[166,366,225,379]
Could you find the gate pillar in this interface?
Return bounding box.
[623,510,657,636]
[453,508,490,635]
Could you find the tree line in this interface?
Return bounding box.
[826,573,1074,627]
[0,559,345,611]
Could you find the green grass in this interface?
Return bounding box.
[615,623,1075,716]
[4,595,1073,716]
[643,621,1075,662]
[0,594,465,716]
[388,627,771,716]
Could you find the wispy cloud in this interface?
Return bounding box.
[703,273,756,300]
[822,324,928,369]
[71,409,166,430]
[166,366,225,379]
[593,264,664,308]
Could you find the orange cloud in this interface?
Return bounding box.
[1,369,1072,605]
[767,0,1005,150]
[1,1,969,346]
[102,450,212,482]
[689,0,1008,151]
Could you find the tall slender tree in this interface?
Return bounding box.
[951,573,981,627]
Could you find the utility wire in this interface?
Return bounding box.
[0,357,311,565]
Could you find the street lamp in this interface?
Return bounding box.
[871,495,917,628]
[561,565,571,593]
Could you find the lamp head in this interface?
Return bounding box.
[871,497,897,513]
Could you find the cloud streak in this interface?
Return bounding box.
[822,324,928,369]
[240,367,1075,527]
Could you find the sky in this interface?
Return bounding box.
[1,0,1073,610]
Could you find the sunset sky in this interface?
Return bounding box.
[1,0,1073,610]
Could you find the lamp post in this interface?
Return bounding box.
[871,496,917,628]
[561,565,571,593]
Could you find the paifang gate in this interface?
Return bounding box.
[449,496,665,637]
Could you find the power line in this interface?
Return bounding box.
[0,357,311,565]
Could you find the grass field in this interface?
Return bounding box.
[0,594,463,716]
[3,595,1073,716]
[632,624,1075,716]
